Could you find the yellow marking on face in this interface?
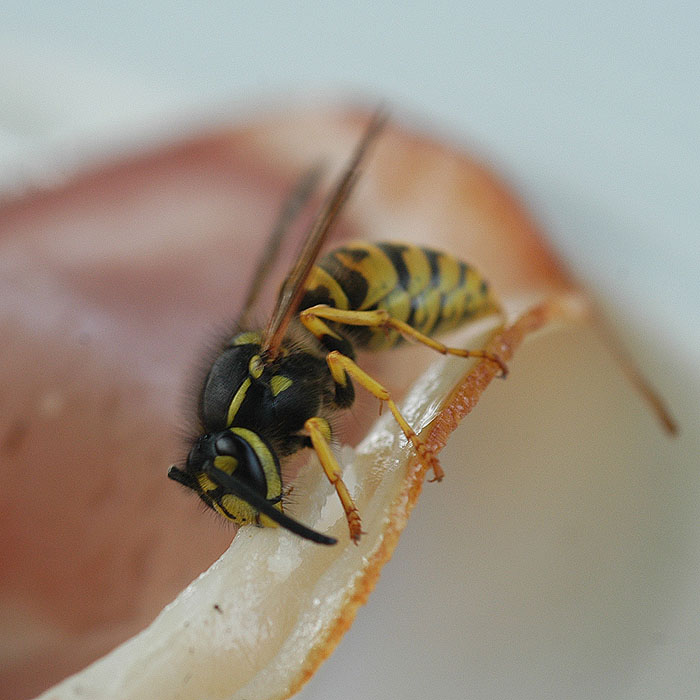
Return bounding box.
[216,493,257,523]
[226,377,251,427]
[197,472,217,494]
[232,331,261,346]
[213,455,237,474]
[270,375,293,396]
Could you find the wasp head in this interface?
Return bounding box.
[168,428,280,525]
[168,429,337,545]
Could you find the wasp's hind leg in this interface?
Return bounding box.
[300,305,508,377]
[304,416,363,543]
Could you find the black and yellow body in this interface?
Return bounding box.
[302,242,500,352]
[168,111,506,545]
[168,241,503,545]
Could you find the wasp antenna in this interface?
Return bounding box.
[168,465,198,490]
[205,464,337,545]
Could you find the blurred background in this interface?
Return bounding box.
[1,2,697,349]
[1,2,697,699]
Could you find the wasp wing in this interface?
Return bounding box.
[261,109,387,358]
[238,164,324,328]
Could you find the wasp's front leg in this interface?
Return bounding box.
[304,416,363,543]
[324,349,444,483]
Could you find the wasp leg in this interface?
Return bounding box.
[325,350,445,483]
[304,416,363,543]
[300,304,508,377]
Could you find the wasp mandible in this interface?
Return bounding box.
[168,111,507,545]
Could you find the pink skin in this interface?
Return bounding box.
[0,113,567,698]
[0,132,306,697]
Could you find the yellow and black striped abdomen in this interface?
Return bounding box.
[301,242,500,350]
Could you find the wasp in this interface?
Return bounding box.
[168,112,507,545]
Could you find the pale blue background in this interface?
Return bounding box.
[1,2,697,344]
[1,3,697,699]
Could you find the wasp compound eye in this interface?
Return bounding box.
[215,431,267,497]
[214,432,240,458]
